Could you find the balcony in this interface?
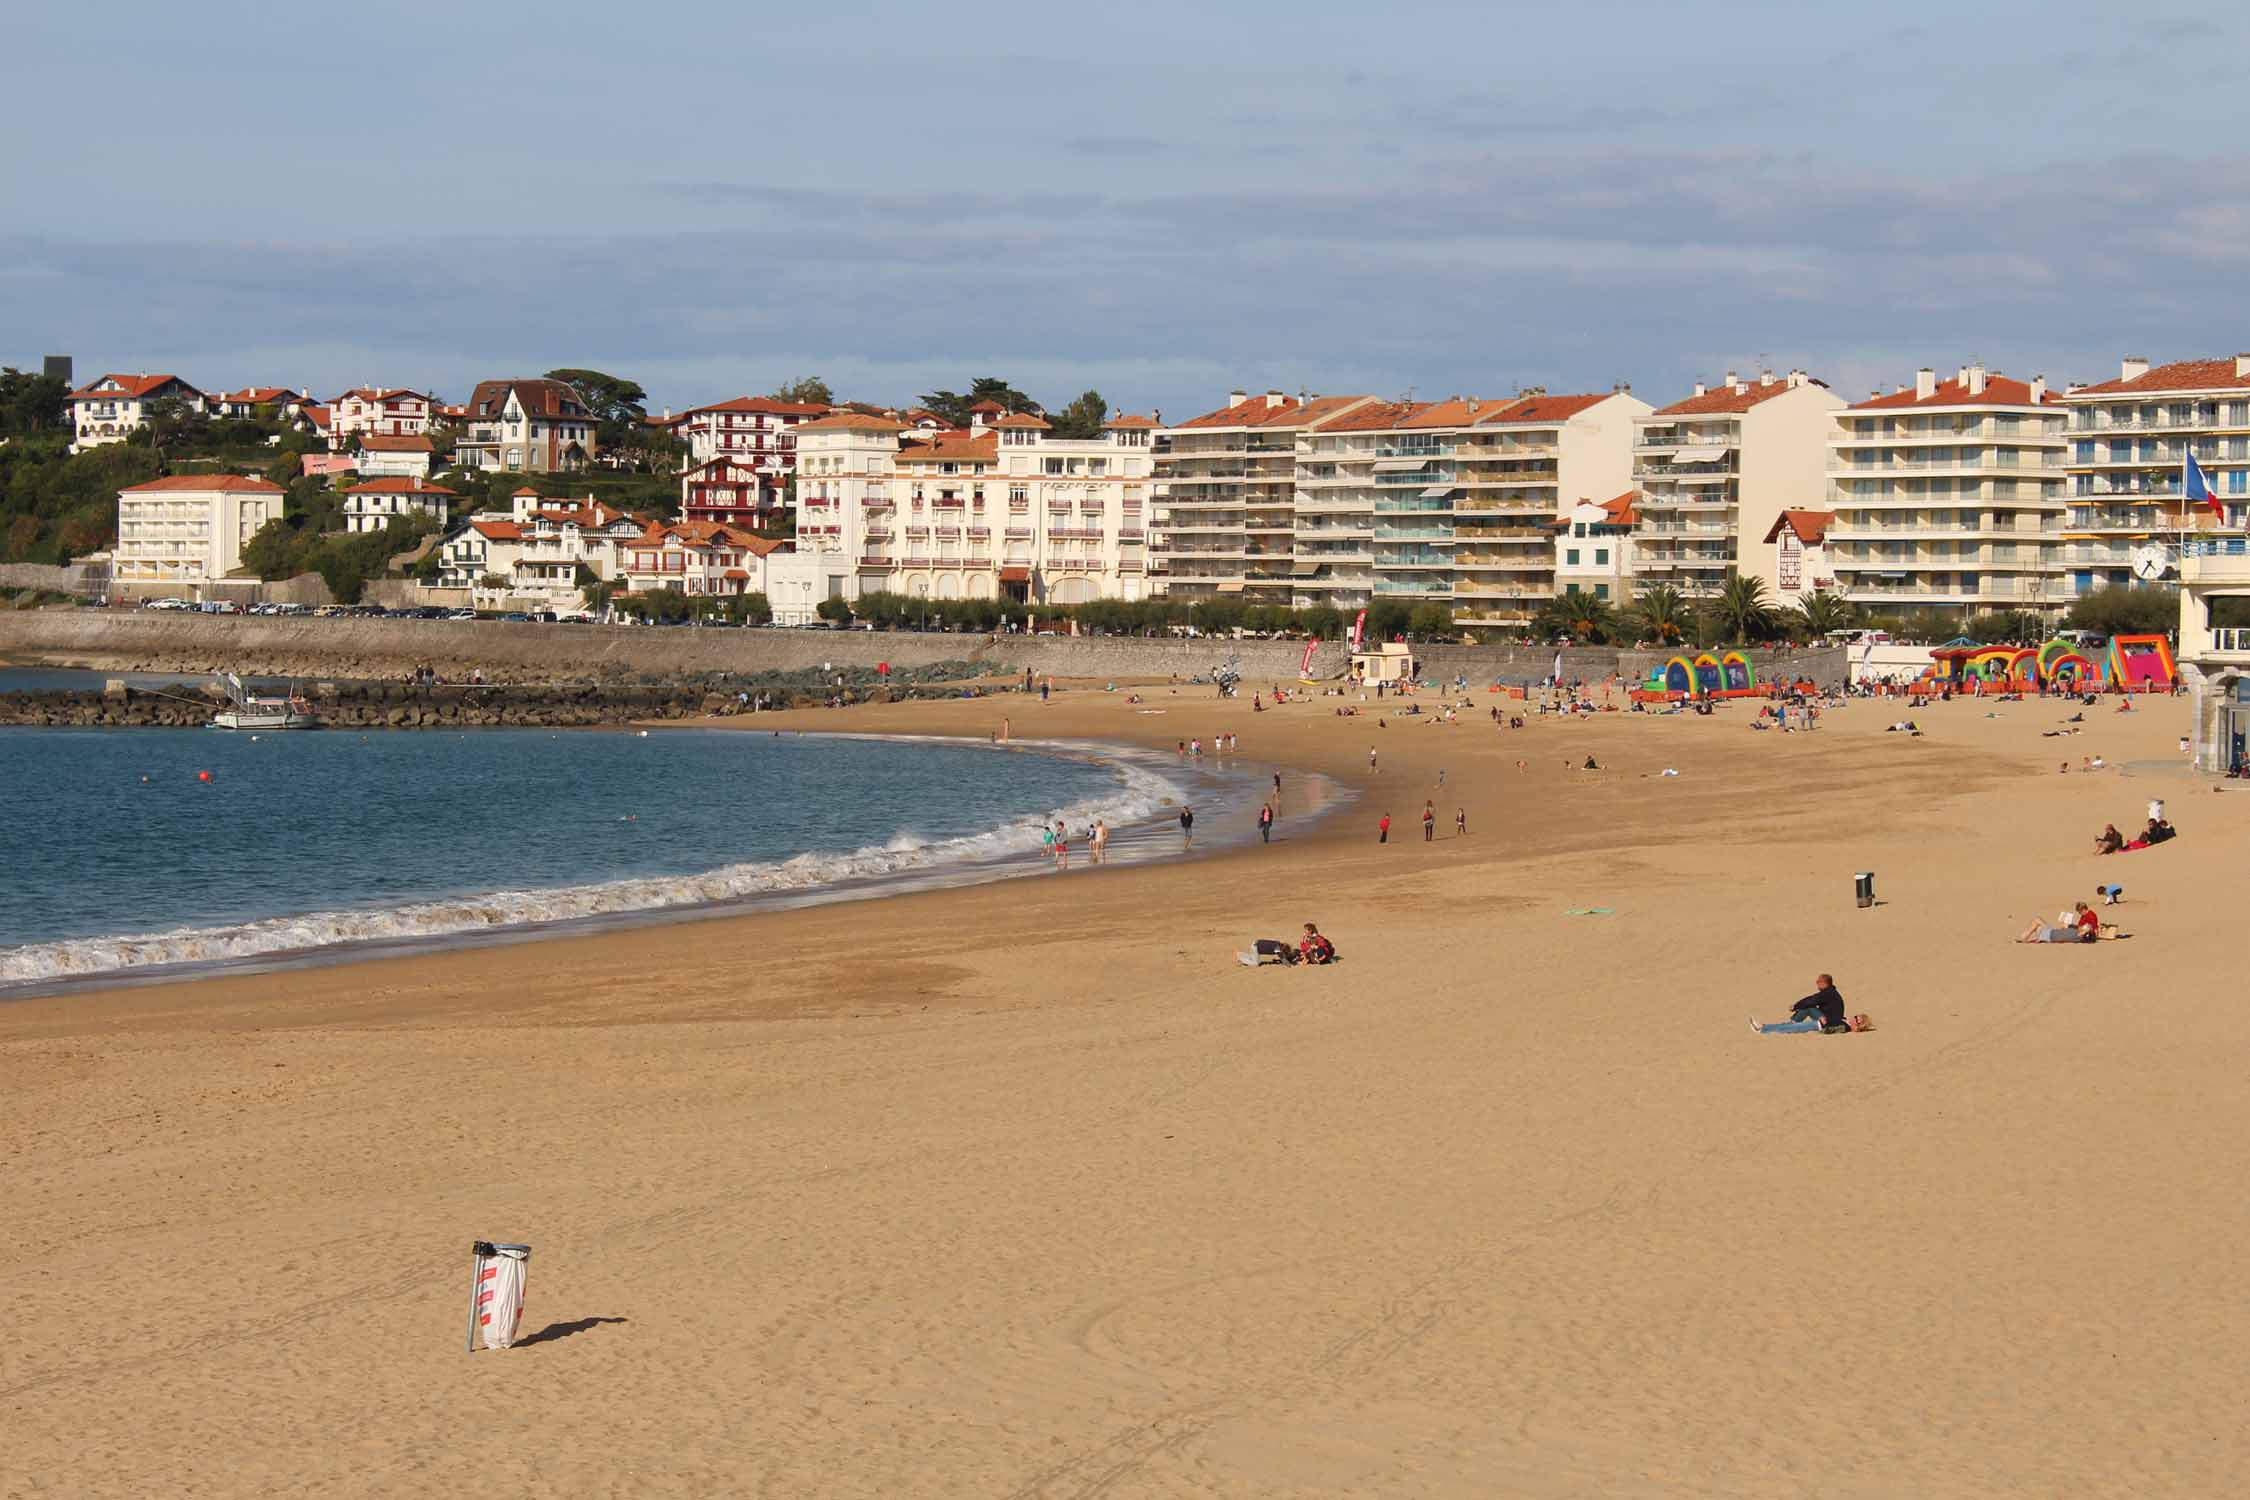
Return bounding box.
[1373,580,1453,596]
[1374,469,1457,487]
[2071,410,2249,433]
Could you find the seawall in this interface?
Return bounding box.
[0,610,1847,688]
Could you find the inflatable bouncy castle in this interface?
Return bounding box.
[1641,651,1760,701]
[2106,634,2178,692]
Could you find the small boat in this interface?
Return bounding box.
[209,672,321,730]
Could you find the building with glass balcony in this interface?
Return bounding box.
[1824,364,2069,620]
[1632,370,1841,600]
[2059,356,2250,597]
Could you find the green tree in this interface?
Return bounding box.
[918,377,1042,428]
[1964,608,2042,643]
[815,595,852,624]
[546,367,649,454]
[725,591,772,625]
[1631,582,1693,647]
[1708,570,1776,644]
[1407,601,1456,639]
[0,368,68,437]
[1536,588,1617,643]
[1793,590,1856,640]
[1364,598,1413,642]
[1047,389,1108,440]
[2063,585,2179,638]
[770,377,834,406]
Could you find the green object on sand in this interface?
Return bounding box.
[1564,907,1615,916]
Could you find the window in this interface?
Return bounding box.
[1043,459,1064,475]
[1565,548,1580,565]
[1594,584,1609,599]
[1595,548,1609,565]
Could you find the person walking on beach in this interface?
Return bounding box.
[1179,805,1195,850]
[1455,807,1468,837]
[1368,746,1379,773]
[1041,822,1057,867]
[1378,811,1391,844]
[1258,801,1274,843]
[1053,821,1070,872]
[1422,801,1435,841]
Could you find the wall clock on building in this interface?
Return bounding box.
[2130,542,2173,582]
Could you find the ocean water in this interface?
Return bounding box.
[0,727,1220,990]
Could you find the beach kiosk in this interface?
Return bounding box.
[1350,641,1419,686]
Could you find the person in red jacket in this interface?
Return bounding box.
[1378,811,1391,844]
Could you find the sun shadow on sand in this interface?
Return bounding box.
[513,1316,628,1348]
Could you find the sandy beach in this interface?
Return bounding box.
[5,678,2244,1496]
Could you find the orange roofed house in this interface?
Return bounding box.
[69,373,207,452]
[675,395,830,515]
[1824,362,2067,621]
[328,388,434,448]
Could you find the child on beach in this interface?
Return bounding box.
[1455,808,1468,836]
[1378,812,1391,843]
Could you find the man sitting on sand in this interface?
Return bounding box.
[1752,974,1848,1033]
[2094,823,2125,855]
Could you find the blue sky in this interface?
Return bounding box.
[6,0,2246,419]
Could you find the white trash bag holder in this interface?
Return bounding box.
[467,1241,531,1351]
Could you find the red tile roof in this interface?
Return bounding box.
[682,396,830,418]
[71,373,201,402]
[120,474,284,494]
[991,412,1050,430]
[797,412,909,433]
[357,434,433,452]
[336,387,431,403]
[2071,357,2250,396]
[896,433,998,464]
[1481,392,1613,425]
[465,378,590,421]
[470,520,523,541]
[211,386,302,405]
[1762,509,1834,546]
[345,477,455,495]
[1103,413,1159,429]
[1555,491,1641,529]
[1850,374,2056,410]
[303,405,333,428]
[1319,401,1431,433]
[1656,376,1828,417]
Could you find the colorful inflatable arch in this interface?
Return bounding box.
[1720,651,1755,692]
[2107,634,2178,691]
[2035,638,2104,688]
[1640,651,1761,700]
[1660,655,1696,695]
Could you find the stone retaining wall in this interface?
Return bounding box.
[0,609,1847,689]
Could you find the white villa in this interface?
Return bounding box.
[69,373,207,451]
[340,477,454,534]
[329,388,434,446]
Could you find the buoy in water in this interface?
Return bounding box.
[198,770,212,783]
[636,730,650,738]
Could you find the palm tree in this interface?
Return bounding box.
[1711,570,1776,644]
[1631,582,1692,647]
[1794,590,1855,641]
[1537,588,1617,643]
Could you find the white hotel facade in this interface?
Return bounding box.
[1823,365,2069,621]
[792,409,1158,608]
[111,474,285,598]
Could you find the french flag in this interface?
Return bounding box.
[2185,449,2225,519]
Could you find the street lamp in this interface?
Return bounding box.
[916,580,928,632]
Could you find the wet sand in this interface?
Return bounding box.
[5,681,2244,1497]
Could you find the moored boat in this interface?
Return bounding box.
[209,672,321,730]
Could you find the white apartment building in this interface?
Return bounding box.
[1290,400,1425,611]
[329,388,433,446]
[1155,391,1377,606]
[340,477,454,533]
[1553,492,1640,604]
[1632,370,1843,599]
[1442,390,1645,626]
[111,474,284,598]
[69,373,207,451]
[795,408,1158,609]
[1823,365,2067,620]
[2059,355,2250,597]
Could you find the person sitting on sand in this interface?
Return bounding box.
[1751,973,1848,1033]
[1297,923,1336,965]
[2094,823,2125,855]
[2018,903,2097,943]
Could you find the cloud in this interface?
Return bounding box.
[1061,134,1172,157]
[12,147,2250,417]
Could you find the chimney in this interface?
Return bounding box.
[2030,375,2047,403]
[1265,388,1286,409]
[2121,356,2149,382]
[1693,381,1707,398]
[2235,354,2250,378]
[1723,369,1737,388]
[1465,398,1479,415]
[1956,365,1970,388]
[1964,364,1986,396]
[1759,368,1775,387]
[1915,367,1937,400]
[1227,389,1248,408]
[1786,369,1805,388]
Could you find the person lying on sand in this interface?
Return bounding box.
[2017,902,2104,943]
[1237,924,1336,967]
[1751,973,1849,1033]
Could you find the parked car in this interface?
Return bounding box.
[498,611,533,622]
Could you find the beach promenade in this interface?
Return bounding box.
[4,684,2243,1496]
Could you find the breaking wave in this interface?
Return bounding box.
[0,746,1186,987]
